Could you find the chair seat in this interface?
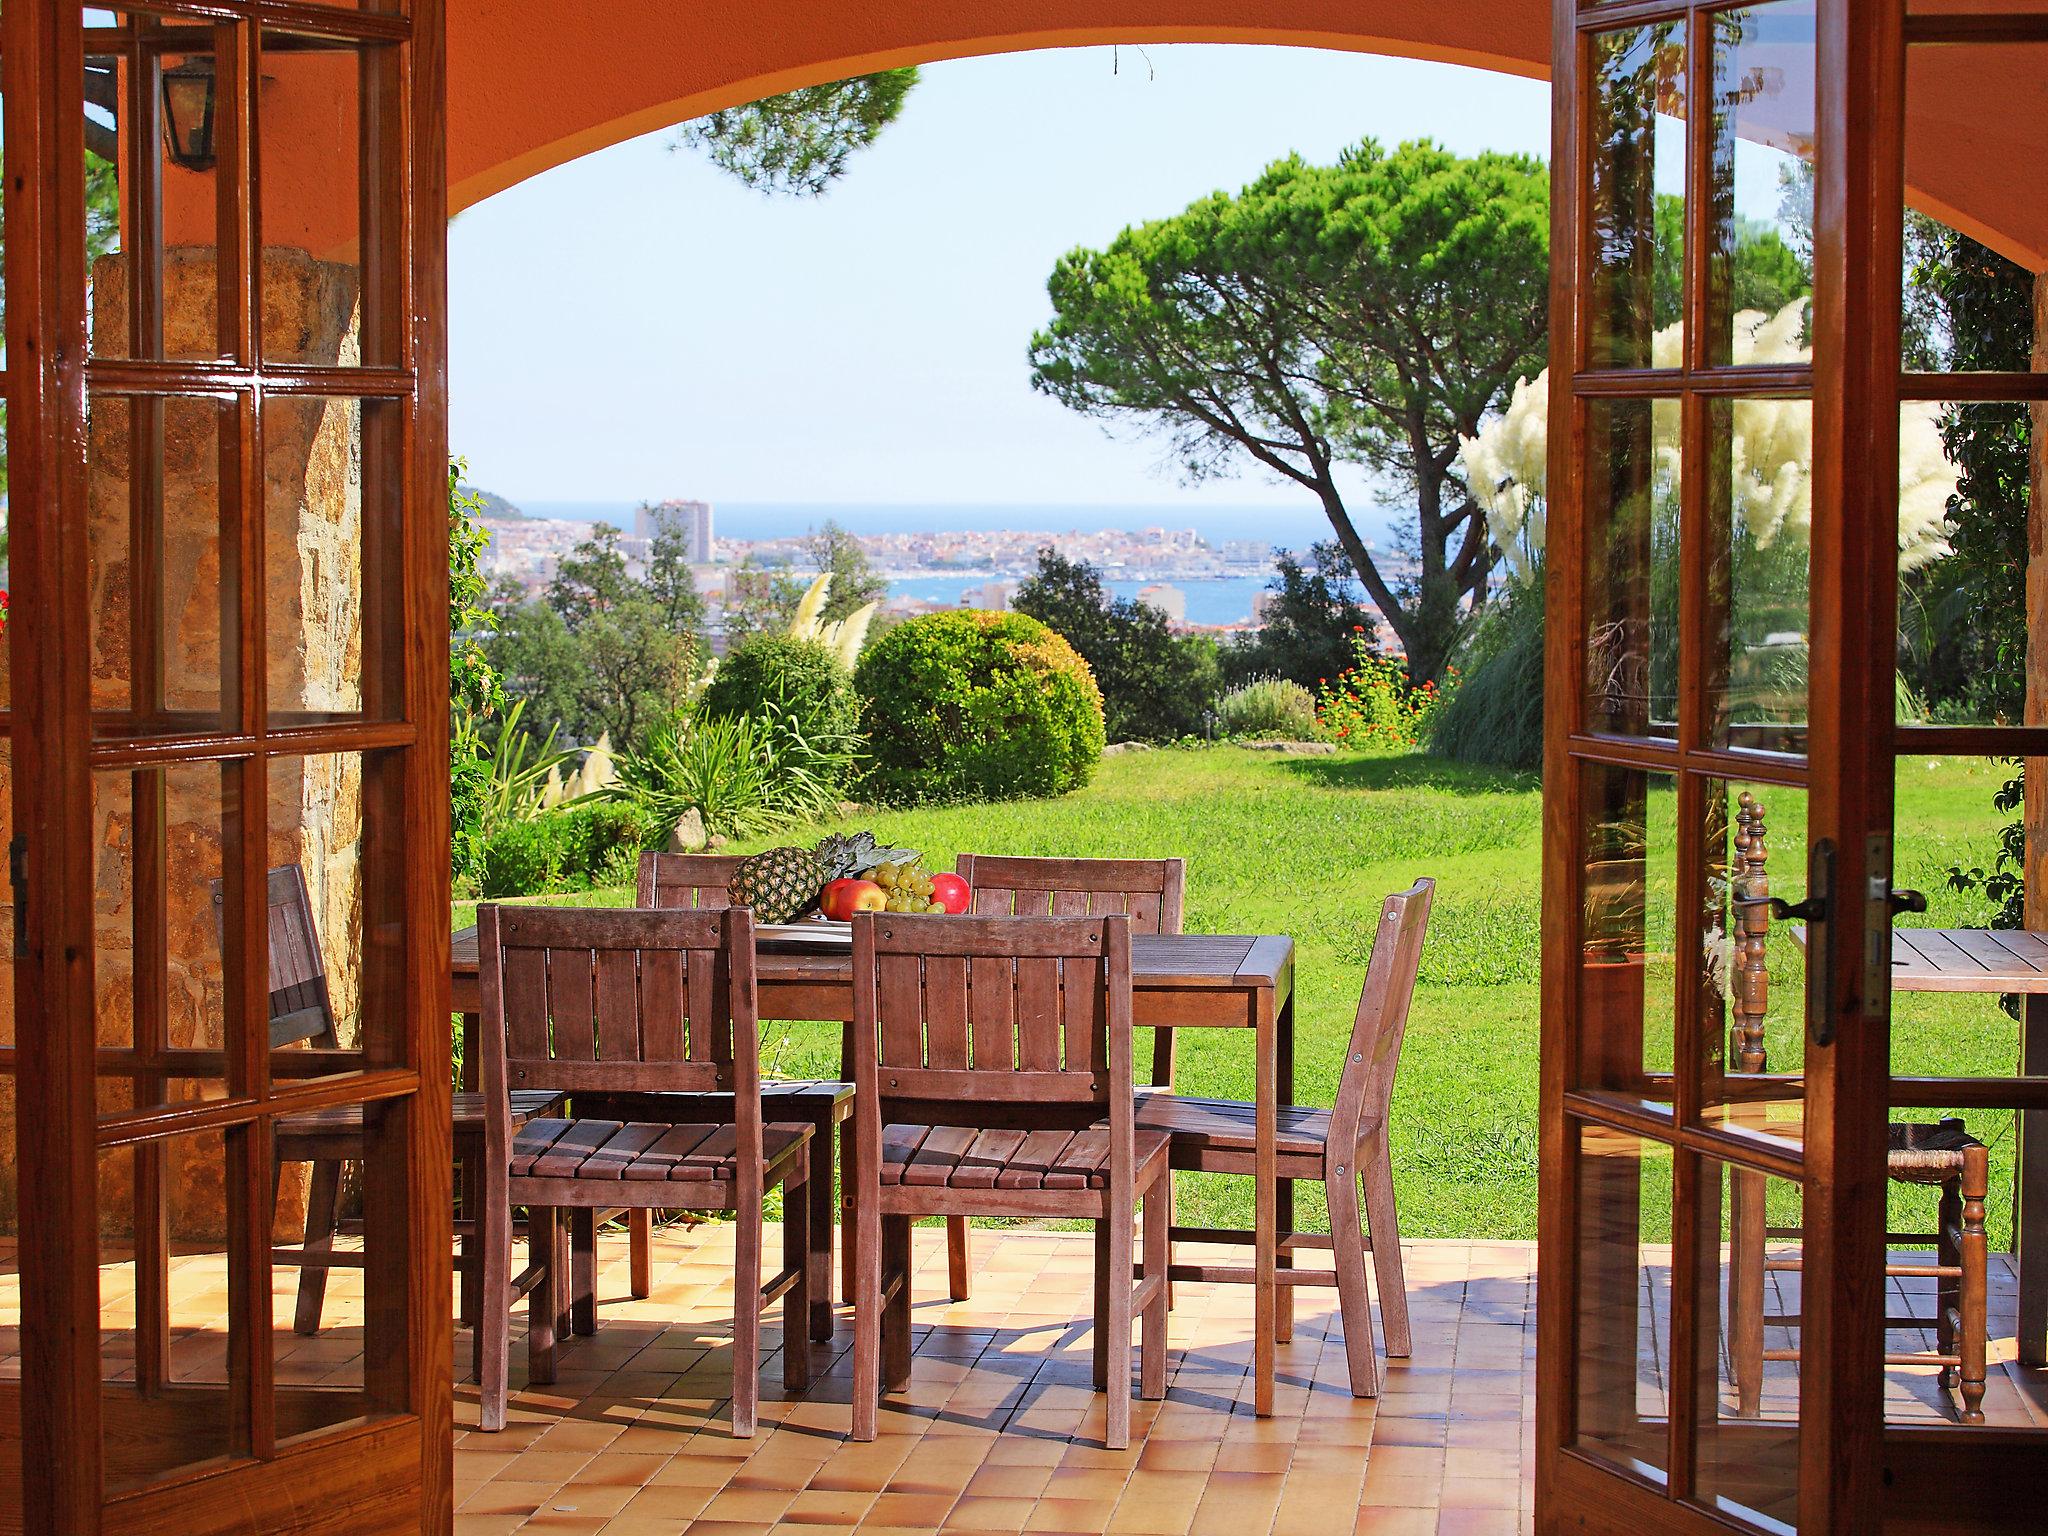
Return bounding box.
[510,1118,812,1181]
[278,1088,562,1141]
[1135,1091,1344,1157]
[1887,1120,1985,1186]
[879,1123,1171,1190]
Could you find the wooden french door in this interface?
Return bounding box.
[1,1,451,1531]
[1537,0,1902,1530]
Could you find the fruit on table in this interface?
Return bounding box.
[727,845,826,924]
[873,858,948,913]
[820,877,887,921]
[929,872,971,914]
[813,830,920,884]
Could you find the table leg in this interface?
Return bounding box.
[1276,988,1296,1346]
[459,1011,483,1329]
[2020,994,2048,1367]
[1256,987,1277,1418]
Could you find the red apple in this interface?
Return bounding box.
[820,878,886,921]
[929,872,971,915]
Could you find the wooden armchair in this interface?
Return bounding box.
[847,912,1169,1446]
[1725,792,1988,1423]
[475,903,811,1435]
[951,855,1186,1298]
[1135,878,1430,1396]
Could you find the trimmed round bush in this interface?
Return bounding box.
[854,610,1105,804]
[700,634,858,741]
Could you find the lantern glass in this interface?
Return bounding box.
[160,59,217,172]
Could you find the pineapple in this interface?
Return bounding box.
[728,845,827,924]
[813,830,920,884]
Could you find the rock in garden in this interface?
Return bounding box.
[667,807,709,853]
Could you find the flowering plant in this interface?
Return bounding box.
[0,589,9,638]
[1313,629,1456,748]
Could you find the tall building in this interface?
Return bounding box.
[635,498,714,563]
[1136,583,1187,624]
[965,580,1017,611]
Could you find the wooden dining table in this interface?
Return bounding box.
[450,925,1303,1413]
[1881,927,2048,1369]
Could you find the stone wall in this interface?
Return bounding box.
[0,247,365,1241]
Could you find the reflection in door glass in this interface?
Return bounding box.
[1705,3,1815,368]
[1571,1121,1672,1484]
[1583,397,1681,738]
[1587,23,1687,371]
[1579,761,1680,1086]
[1707,398,1812,756]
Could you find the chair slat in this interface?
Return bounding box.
[619,1122,721,1180]
[581,1121,668,1178]
[549,947,598,1063]
[904,1125,977,1185]
[1063,954,1105,1077]
[639,948,685,1061]
[500,947,552,1062]
[954,1128,1028,1187]
[877,954,924,1069]
[1046,1126,1109,1188]
[528,1118,622,1179]
[994,1129,1077,1189]
[685,950,722,1067]
[674,1125,741,1179]
[968,956,1016,1071]
[923,955,970,1069]
[1014,957,1061,1072]
[593,948,640,1062]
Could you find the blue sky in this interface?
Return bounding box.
[447,45,1792,513]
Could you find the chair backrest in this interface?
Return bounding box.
[477,903,755,1103]
[852,912,1133,1133]
[636,851,747,911]
[1330,880,1434,1145]
[210,865,338,1050]
[956,854,1184,935]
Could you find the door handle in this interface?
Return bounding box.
[1769,895,1825,923]
[1889,888,1928,915]
[1780,839,1837,1047]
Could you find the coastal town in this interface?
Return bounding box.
[472,492,1402,637]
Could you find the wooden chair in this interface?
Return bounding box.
[848,912,1169,1447]
[218,868,560,1343]
[475,902,812,1435]
[1724,792,1988,1423]
[1132,878,1430,1397]
[581,852,847,1344]
[950,854,1185,1299]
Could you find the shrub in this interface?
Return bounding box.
[1314,630,1452,749]
[1222,542,1377,690]
[700,634,859,743]
[1430,577,1545,771]
[1013,550,1220,741]
[610,701,856,843]
[854,610,1105,804]
[1216,676,1319,739]
[480,800,655,898]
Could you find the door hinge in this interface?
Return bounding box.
[8,837,26,959]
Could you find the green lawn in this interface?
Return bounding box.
[459,746,2021,1244]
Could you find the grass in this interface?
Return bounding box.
[458,746,2021,1246]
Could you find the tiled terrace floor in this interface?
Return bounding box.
[453,1226,1535,1536]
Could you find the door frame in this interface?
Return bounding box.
[1,2,453,1529]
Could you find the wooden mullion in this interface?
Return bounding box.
[87,718,417,768]
[252,1,412,46]
[1574,0,1693,34]
[1893,724,2048,755]
[1574,364,1815,396]
[1902,14,2048,44]
[220,13,255,367]
[83,360,417,395]
[1899,369,2048,402]
[131,767,173,1395]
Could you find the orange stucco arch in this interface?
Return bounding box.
[443,0,2048,273]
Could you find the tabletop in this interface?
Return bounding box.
[1888,928,2048,994]
[450,926,1292,996]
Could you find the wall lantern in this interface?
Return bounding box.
[160,57,217,173]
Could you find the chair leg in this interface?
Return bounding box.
[883,1215,914,1391]
[733,1188,763,1439]
[293,1158,345,1337]
[1960,1143,1989,1424]
[807,1115,835,1342]
[1162,1174,1176,1315]
[1104,1196,1135,1450]
[1937,1176,1963,1385]
[1360,1128,1410,1358]
[1092,1220,1110,1391]
[1325,1163,1380,1398]
[571,1207,597,1337]
[528,1208,559,1387]
[478,1165,512,1431]
[459,1151,484,1328]
[783,1165,813,1395]
[852,1186,882,1442]
[840,1119,858,1308]
[1141,1174,1169,1401]
[1729,1165,1767,1417]
[947,1215,971,1301]
[629,1208,653,1300]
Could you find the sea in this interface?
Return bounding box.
[515,500,1389,628]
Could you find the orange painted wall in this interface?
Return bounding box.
[440,0,2048,272]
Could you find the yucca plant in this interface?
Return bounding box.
[609,699,858,844]
[479,699,574,840]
